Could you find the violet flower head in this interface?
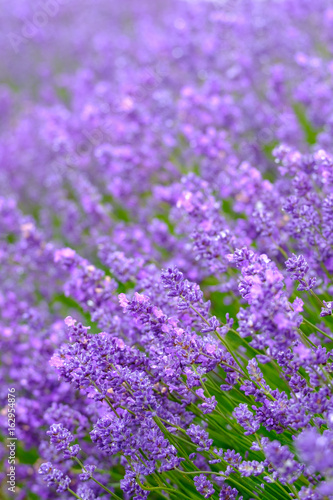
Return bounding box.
[224,449,242,467]
[285,254,316,291]
[38,462,71,493]
[45,422,80,458]
[194,474,215,498]
[238,460,265,477]
[196,388,218,414]
[219,483,240,500]
[161,267,204,306]
[77,484,97,500]
[320,300,333,317]
[46,423,75,452]
[285,254,309,280]
[79,464,97,481]
[233,404,260,435]
[263,440,302,484]
[296,428,333,474]
[187,424,213,452]
[4,1,333,499]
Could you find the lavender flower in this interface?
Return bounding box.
[187,424,213,452]
[320,300,333,317]
[38,463,71,493]
[263,440,303,484]
[219,483,240,500]
[296,428,333,474]
[238,460,264,477]
[285,254,317,291]
[46,423,74,450]
[233,404,260,435]
[79,465,97,481]
[4,1,333,499]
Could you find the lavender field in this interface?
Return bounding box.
[2,1,333,499]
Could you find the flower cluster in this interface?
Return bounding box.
[2,1,333,500]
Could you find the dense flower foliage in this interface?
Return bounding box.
[2,0,333,499]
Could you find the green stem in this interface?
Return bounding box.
[136,476,174,493]
[276,244,288,259]
[309,289,325,308]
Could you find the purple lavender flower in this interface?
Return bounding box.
[161,267,204,307]
[194,474,215,498]
[79,465,97,481]
[219,483,240,500]
[38,462,71,493]
[320,300,333,317]
[187,424,213,452]
[285,254,309,281]
[77,484,97,500]
[233,404,260,435]
[5,1,333,499]
[224,449,242,467]
[196,389,218,414]
[46,423,75,452]
[297,486,320,500]
[285,254,316,291]
[238,460,264,477]
[263,440,303,484]
[296,428,333,474]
